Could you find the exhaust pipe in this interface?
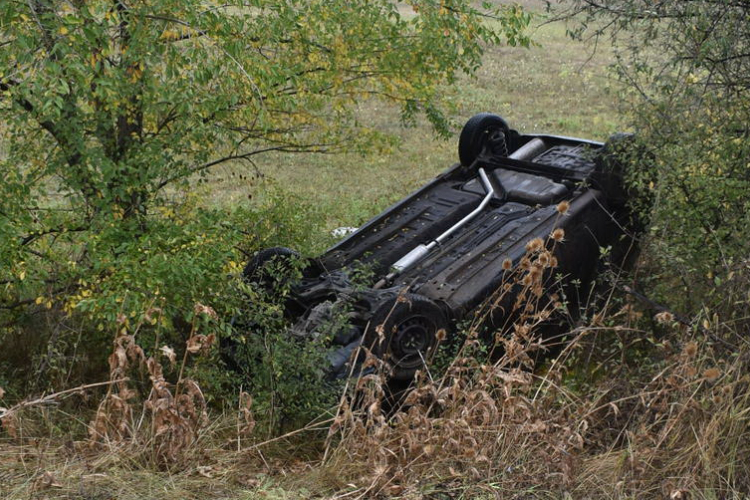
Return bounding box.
[375,168,495,288]
[373,138,549,289]
[509,138,546,161]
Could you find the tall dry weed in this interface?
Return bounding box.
[87,303,217,465]
[571,321,750,497]
[326,231,586,495]
[326,230,750,498]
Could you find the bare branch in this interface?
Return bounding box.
[153,144,334,191]
[0,379,130,420]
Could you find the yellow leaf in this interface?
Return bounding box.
[35,296,45,305]
[160,29,179,40]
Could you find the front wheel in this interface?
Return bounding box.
[364,293,449,381]
[242,246,300,292]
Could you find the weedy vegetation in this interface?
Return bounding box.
[2,0,749,498]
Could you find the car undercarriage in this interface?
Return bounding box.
[238,113,640,381]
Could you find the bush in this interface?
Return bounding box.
[625,101,749,308]
[0,187,328,399]
[560,0,750,313]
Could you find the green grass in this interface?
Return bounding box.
[198,12,623,231]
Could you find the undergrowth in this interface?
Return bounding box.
[2,225,748,499]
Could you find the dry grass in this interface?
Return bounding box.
[3,240,748,499]
[311,239,750,498]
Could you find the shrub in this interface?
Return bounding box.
[627,101,750,312]
[0,187,327,397]
[559,0,750,312]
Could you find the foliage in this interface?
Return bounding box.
[225,257,383,431]
[0,0,531,399]
[634,101,750,310]
[226,257,340,431]
[0,0,530,218]
[557,0,750,310]
[0,188,327,397]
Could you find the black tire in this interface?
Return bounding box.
[593,133,634,202]
[458,113,510,167]
[242,246,300,292]
[364,294,449,381]
[224,247,300,373]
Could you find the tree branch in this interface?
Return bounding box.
[0,284,77,310]
[620,285,738,349]
[20,224,88,247]
[0,379,130,420]
[153,144,333,191]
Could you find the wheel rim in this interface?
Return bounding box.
[391,315,434,369]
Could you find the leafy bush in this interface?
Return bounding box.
[560,0,750,312]
[629,101,750,310]
[0,187,328,397]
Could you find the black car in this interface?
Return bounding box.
[241,113,639,381]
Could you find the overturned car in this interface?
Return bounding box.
[239,113,640,381]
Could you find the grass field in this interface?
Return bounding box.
[199,13,623,231]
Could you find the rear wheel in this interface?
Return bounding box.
[594,134,653,273]
[364,294,448,381]
[458,113,510,167]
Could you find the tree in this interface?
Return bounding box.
[0,0,531,387]
[556,0,750,310]
[561,0,749,96]
[0,0,529,221]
